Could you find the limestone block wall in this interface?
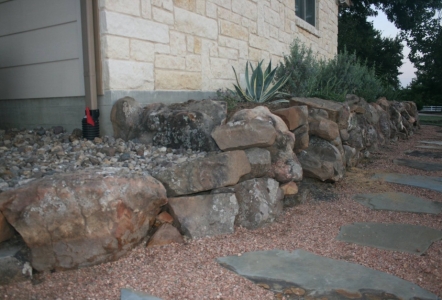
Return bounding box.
[99,0,338,92]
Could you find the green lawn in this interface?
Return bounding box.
[419,114,442,126]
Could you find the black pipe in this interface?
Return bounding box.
[82,109,100,140]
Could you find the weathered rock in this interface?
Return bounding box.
[156,211,174,224]
[339,129,349,141]
[144,100,227,151]
[280,181,298,196]
[211,119,277,151]
[152,150,251,196]
[0,237,31,285]
[343,145,358,168]
[265,132,303,183]
[233,178,283,230]
[110,97,145,141]
[240,148,271,181]
[273,106,308,130]
[298,136,345,182]
[168,193,238,239]
[290,97,350,129]
[0,168,167,272]
[308,116,339,141]
[229,106,289,133]
[293,124,309,152]
[0,211,15,243]
[147,223,184,247]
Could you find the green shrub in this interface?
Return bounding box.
[232,60,290,103]
[216,88,242,110]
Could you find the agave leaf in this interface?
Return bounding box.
[255,61,264,102]
[249,62,258,99]
[263,68,277,92]
[264,60,272,78]
[244,62,252,99]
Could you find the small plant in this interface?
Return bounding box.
[232,60,290,103]
[215,88,241,110]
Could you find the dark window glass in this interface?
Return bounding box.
[295,0,315,27]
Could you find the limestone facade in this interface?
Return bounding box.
[100,0,339,92]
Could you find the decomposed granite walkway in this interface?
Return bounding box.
[372,173,442,193]
[216,249,440,300]
[353,192,442,214]
[336,222,442,255]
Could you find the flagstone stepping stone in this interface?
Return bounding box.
[217,249,439,299]
[353,192,442,214]
[405,150,442,159]
[420,140,442,146]
[416,145,442,150]
[120,288,162,300]
[372,173,442,193]
[393,158,442,171]
[336,222,442,255]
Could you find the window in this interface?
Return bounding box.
[295,0,315,27]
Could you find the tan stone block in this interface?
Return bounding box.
[186,35,194,52]
[175,7,218,40]
[155,54,186,70]
[265,7,281,27]
[280,181,298,196]
[130,39,155,62]
[232,0,257,20]
[218,47,238,59]
[103,35,130,59]
[248,47,261,61]
[220,20,248,41]
[186,55,202,71]
[208,0,231,10]
[155,70,202,90]
[210,57,232,79]
[152,7,174,24]
[155,43,171,54]
[249,34,269,51]
[205,1,217,18]
[152,0,173,11]
[107,59,154,89]
[194,37,202,53]
[218,7,241,24]
[241,17,257,34]
[173,0,196,11]
[141,0,152,19]
[104,0,141,16]
[196,0,205,14]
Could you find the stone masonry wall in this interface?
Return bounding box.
[99,0,339,92]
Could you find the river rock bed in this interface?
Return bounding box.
[0,127,213,193]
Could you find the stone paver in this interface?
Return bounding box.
[420,140,442,146]
[405,150,442,159]
[336,222,442,255]
[416,145,442,150]
[372,173,442,193]
[120,288,162,300]
[393,158,442,171]
[217,249,439,299]
[353,192,442,214]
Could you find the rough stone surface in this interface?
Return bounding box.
[337,222,442,255]
[273,106,308,131]
[152,150,251,196]
[343,145,358,168]
[144,99,227,151]
[147,223,184,247]
[239,148,271,181]
[372,173,442,193]
[0,168,167,272]
[217,249,439,299]
[290,97,350,129]
[167,193,238,239]
[393,158,442,172]
[292,124,309,152]
[0,237,31,285]
[110,97,145,141]
[120,288,163,300]
[405,150,442,159]
[280,182,298,195]
[353,192,442,214]
[211,119,277,151]
[308,116,339,141]
[265,132,303,183]
[0,211,14,243]
[233,178,283,230]
[298,136,345,182]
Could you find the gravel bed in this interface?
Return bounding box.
[1,125,442,299]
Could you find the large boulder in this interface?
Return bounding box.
[308,116,339,141]
[239,148,272,181]
[152,150,251,196]
[110,97,145,141]
[290,97,350,129]
[0,168,167,272]
[298,136,345,182]
[211,119,277,151]
[167,193,239,239]
[273,106,308,131]
[0,211,14,243]
[144,99,227,151]
[293,124,309,152]
[232,178,284,230]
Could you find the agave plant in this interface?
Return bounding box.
[232,60,290,103]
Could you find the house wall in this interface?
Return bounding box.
[100,0,339,92]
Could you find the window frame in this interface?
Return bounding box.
[295,0,320,37]
[295,0,316,27]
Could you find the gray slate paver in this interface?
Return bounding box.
[217,249,439,299]
[416,145,442,150]
[405,150,442,159]
[353,192,442,214]
[393,158,442,171]
[336,222,442,255]
[420,140,442,146]
[372,173,442,193]
[120,288,162,300]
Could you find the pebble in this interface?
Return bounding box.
[0,128,215,192]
